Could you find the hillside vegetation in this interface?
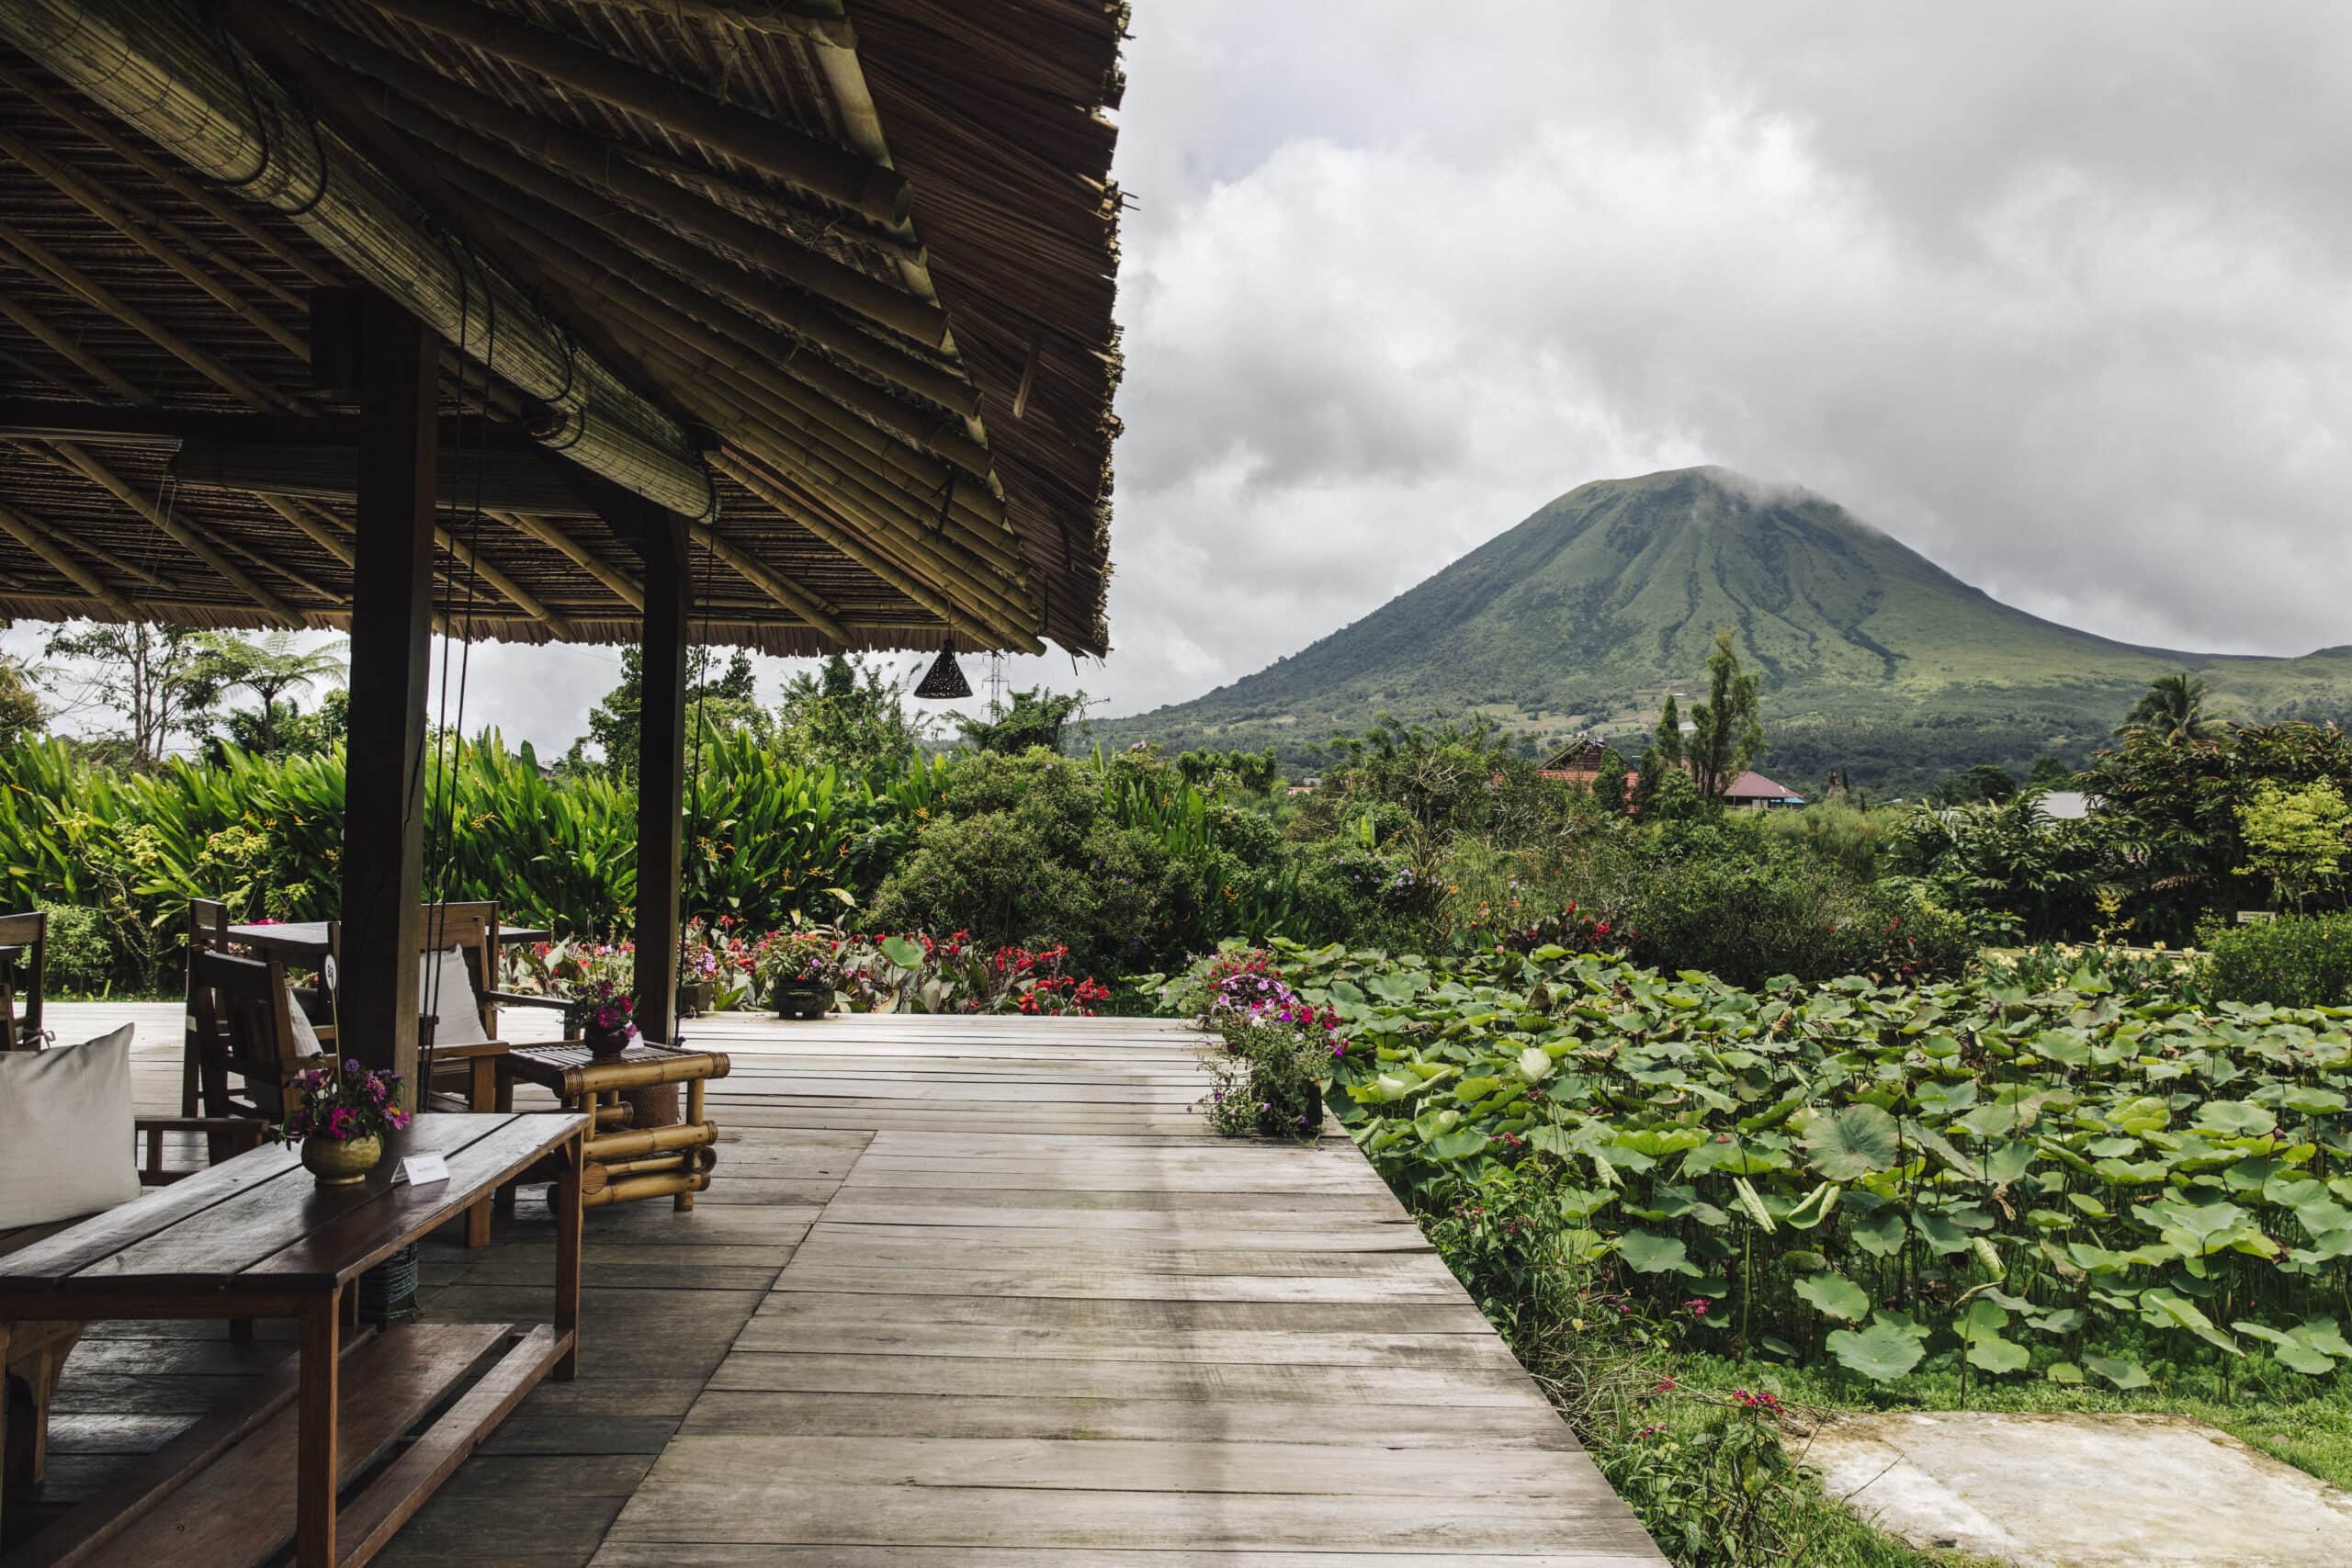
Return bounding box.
[1099,467,2352,791]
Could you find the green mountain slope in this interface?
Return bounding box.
[1097,467,2352,792]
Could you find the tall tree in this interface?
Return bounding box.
[0,652,41,748]
[1652,694,1685,770]
[195,631,346,753]
[572,647,768,780]
[775,654,924,773]
[1956,763,2019,805]
[41,623,228,764]
[1686,630,1764,802]
[954,686,1087,755]
[1591,746,1629,816]
[2120,671,2219,742]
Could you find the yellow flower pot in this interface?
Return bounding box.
[302,1134,384,1187]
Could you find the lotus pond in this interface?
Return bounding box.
[1155,939,2352,1395]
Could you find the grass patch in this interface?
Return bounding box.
[1672,1349,2352,1491]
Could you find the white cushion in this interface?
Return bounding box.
[286,987,325,1057]
[419,947,491,1046]
[0,1026,141,1230]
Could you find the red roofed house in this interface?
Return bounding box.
[1721,771,1805,807]
[1538,736,1613,784]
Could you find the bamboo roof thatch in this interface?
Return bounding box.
[0,0,1125,656]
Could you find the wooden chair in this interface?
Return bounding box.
[415,901,569,1107]
[0,911,44,1052]
[179,898,232,1115]
[413,901,568,1246]
[190,949,332,1124]
[3,1116,264,1507]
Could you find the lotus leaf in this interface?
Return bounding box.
[1803,1103,1901,1180]
[1615,1230,1701,1277]
[1826,1316,1929,1382]
[2197,1100,2278,1138]
[1792,1272,1871,1322]
[2085,1355,2151,1390]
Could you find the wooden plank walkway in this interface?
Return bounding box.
[19,1003,1665,1566]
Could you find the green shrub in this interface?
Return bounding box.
[2199,913,2352,1007]
[1619,851,1971,987]
[38,903,112,994]
[867,749,1224,976]
[1983,941,2197,998]
[1755,801,1904,880]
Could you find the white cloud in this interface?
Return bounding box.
[24,4,2352,746]
[1076,0,2352,719]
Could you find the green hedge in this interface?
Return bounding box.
[2200,913,2352,1008]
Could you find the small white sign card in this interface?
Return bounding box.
[393,1152,450,1188]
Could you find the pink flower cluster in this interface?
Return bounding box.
[282,1058,410,1145]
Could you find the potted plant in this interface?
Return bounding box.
[759,930,840,1020]
[565,976,639,1059]
[676,919,722,1018]
[282,1060,412,1186]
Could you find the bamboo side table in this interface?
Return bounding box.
[497,1043,730,1211]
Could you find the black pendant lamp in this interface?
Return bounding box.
[914,647,973,699]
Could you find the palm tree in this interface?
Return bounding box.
[2119,671,2218,742]
[198,632,347,753]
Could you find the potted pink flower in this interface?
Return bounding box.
[282,1060,411,1186]
[564,976,639,1059]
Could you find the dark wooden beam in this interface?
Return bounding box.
[0,400,550,448]
[174,440,597,516]
[337,292,438,1107]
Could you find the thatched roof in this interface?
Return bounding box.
[0,0,1125,656]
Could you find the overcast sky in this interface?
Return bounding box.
[19,2,2352,752]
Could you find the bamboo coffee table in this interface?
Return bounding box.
[497,1043,729,1211]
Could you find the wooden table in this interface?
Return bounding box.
[222,921,551,961]
[499,1043,729,1213]
[0,1113,585,1568]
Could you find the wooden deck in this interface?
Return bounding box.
[19,1004,1665,1566]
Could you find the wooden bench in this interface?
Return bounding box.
[1,1117,264,1519]
[0,1112,586,1568]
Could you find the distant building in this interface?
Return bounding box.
[2037,790,2094,820]
[1284,777,1322,797]
[1539,735,1611,784]
[1722,771,1804,808]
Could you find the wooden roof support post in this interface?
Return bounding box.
[335,291,436,1109]
[631,511,688,1067]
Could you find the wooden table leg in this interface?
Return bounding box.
[298,1287,341,1568]
[554,1129,582,1381]
[465,1055,498,1248]
[677,1077,706,1213]
[0,1319,12,1550]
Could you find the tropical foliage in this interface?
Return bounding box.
[0,733,947,989]
[1892,716,2352,946]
